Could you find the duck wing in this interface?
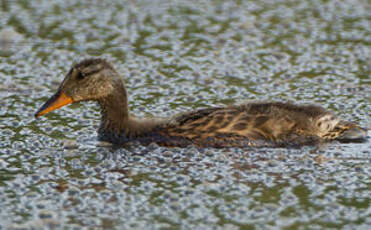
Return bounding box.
[163,103,321,147]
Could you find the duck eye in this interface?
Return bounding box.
[77,71,85,80]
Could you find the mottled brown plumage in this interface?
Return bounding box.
[35,59,367,148]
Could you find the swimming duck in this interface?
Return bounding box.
[35,59,367,148]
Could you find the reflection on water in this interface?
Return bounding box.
[0,0,370,229]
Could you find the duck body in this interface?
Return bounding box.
[35,59,367,148]
[97,101,365,148]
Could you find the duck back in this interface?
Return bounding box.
[157,102,356,147]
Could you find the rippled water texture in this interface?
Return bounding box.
[0,0,370,229]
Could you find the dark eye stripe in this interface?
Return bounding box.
[77,71,85,80]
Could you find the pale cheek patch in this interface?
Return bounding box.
[87,78,115,99]
[98,82,114,98]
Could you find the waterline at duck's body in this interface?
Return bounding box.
[35,59,367,148]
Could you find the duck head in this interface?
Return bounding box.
[35,59,126,118]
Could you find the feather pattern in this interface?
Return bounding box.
[35,59,368,148]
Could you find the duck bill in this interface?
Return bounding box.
[35,90,73,118]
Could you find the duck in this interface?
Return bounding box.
[35,58,367,148]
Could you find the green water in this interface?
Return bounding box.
[0,0,370,229]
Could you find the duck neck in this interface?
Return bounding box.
[98,90,129,132]
[97,88,161,141]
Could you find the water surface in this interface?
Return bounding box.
[0,0,370,229]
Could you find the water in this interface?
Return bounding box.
[0,0,370,229]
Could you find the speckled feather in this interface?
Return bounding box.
[98,101,362,148]
[35,59,368,148]
[155,102,339,147]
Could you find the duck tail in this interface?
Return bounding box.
[335,122,368,142]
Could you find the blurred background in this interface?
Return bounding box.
[0,0,370,229]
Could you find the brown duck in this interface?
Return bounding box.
[35,59,367,148]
